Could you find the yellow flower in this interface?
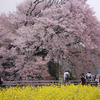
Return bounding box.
[0,84,100,100]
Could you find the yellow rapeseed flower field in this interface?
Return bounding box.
[0,84,100,100]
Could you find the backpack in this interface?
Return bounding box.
[66,73,70,79]
[86,75,91,79]
[82,76,86,82]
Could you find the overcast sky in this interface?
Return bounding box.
[0,0,100,21]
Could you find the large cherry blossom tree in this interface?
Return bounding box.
[0,0,100,80]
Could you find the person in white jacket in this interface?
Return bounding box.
[64,70,70,83]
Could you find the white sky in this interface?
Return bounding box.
[0,0,24,14]
[86,0,100,21]
[0,0,100,21]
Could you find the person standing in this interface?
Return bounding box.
[64,70,70,84]
[0,76,3,86]
[86,72,92,85]
[80,73,86,85]
[94,75,99,86]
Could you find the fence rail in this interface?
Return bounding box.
[1,80,98,87]
[1,80,61,86]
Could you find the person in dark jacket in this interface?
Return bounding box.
[0,76,3,86]
[80,73,86,85]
